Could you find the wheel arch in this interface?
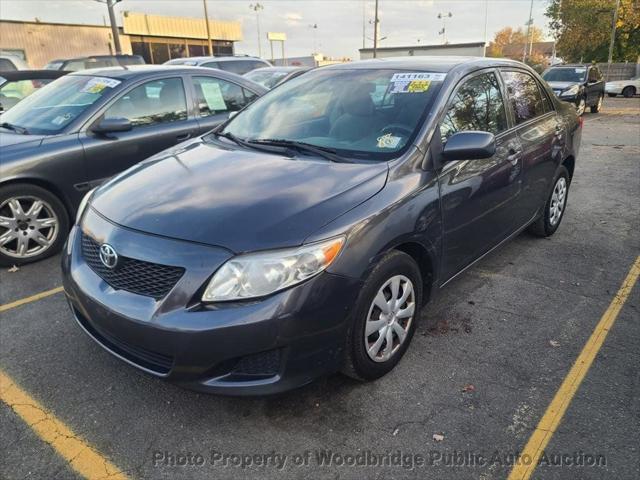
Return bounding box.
[0,177,72,224]
[562,155,575,183]
[393,241,436,305]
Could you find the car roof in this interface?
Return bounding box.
[549,64,591,68]
[168,56,269,64]
[324,56,528,73]
[0,69,70,80]
[50,54,141,62]
[248,66,309,73]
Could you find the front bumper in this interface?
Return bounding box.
[62,211,362,395]
[605,85,623,94]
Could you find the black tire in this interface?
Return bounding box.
[590,94,603,113]
[622,86,636,98]
[527,165,570,237]
[342,250,423,381]
[0,184,69,267]
[607,93,617,98]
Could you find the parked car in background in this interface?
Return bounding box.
[62,57,581,395]
[0,55,29,71]
[605,75,639,98]
[542,64,605,115]
[0,70,69,112]
[244,66,311,89]
[0,65,266,265]
[164,55,271,75]
[44,55,145,72]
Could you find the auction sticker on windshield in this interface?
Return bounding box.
[389,72,446,94]
[80,77,121,94]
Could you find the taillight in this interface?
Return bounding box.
[578,116,584,128]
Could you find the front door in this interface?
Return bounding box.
[79,77,198,187]
[436,70,523,281]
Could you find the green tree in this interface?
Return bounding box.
[546,0,640,63]
[487,26,544,57]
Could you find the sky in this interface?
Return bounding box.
[1,0,552,59]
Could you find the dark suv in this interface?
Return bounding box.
[62,57,582,395]
[45,55,145,72]
[542,64,605,115]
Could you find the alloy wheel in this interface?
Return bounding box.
[364,275,416,363]
[549,177,567,226]
[0,196,59,259]
[576,98,586,116]
[596,95,603,111]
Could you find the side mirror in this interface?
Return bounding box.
[442,131,496,161]
[92,117,132,134]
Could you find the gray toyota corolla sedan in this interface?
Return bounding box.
[62,57,581,395]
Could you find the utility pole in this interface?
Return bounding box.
[483,0,489,56]
[606,0,621,81]
[249,3,264,58]
[373,0,379,58]
[203,0,213,55]
[437,12,452,45]
[362,0,366,49]
[522,0,533,62]
[95,0,122,54]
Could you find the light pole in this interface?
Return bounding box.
[606,0,621,81]
[310,23,318,54]
[437,12,452,45]
[94,0,122,54]
[249,3,264,58]
[373,0,379,58]
[203,0,213,55]
[522,0,534,62]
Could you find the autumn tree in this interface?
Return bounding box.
[487,26,544,57]
[546,0,640,63]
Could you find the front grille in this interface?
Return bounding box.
[81,233,184,299]
[232,349,281,377]
[73,306,173,375]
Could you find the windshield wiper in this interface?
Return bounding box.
[0,122,28,135]
[249,139,349,163]
[212,131,293,156]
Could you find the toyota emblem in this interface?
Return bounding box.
[99,243,118,269]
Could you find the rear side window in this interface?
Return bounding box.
[440,71,508,140]
[501,71,548,124]
[193,76,248,116]
[218,60,265,75]
[201,61,220,69]
[105,77,187,127]
[0,58,17,71]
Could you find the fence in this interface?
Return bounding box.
[596,62,639,81]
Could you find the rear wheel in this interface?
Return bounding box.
[528,166,569,237]
[342,250,422,381]
[590,94,603,113]
[0,184,69,267]
[622,86,636,98]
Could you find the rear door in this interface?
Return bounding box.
[437,69,524,280]
[79,76,199,186]
[188,75,260,134]
[500,69,560,221]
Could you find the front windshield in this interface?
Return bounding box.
[245,70,290,89]
[222,68,445,160]
[0,75,121,135]
[543,67,586,83]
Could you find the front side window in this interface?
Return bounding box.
[193,76,247,117]
[104,77,187,127]
[440,72,507,140]
[0,75,121,134]
[502,71,547,124]
[222,68,445,160]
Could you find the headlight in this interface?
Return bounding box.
[560,85,579,96]
[75,187,96,224]
[202,236,345,302]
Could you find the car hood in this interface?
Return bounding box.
[0,131,46,148]
[91,139,389,252]
[546,81,580,91]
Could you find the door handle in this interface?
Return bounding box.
[176,132,192,141]
[507,148,522,165]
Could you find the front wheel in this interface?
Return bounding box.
[527,166,570,237]
[575,97,586,116]
[0,184,69,267]
[342,250,422,381]
[607,93,617,98]
[622,86,636,98]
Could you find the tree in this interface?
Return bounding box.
[546,0,640,63]
[487,26,544,57]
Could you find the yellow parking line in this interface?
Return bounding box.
[508,255,640,480]
[0,369,129,480]
[0,286,64,313]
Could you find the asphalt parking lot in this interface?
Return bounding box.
[1,97,639,480]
